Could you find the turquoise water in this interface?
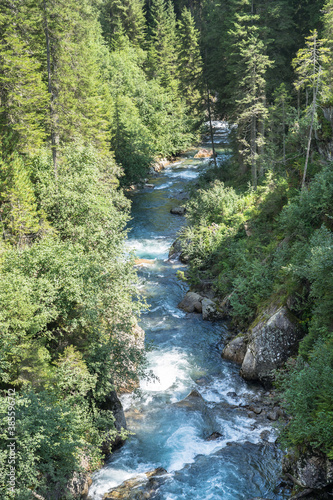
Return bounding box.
[89,127,289,500]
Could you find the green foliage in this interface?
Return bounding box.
[280,340,333,459]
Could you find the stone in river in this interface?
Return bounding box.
[173,389,206,411]
[170,206,186,215]
[194,148,213,158]
[178,292,203,313]
[206,432,223,441]
[222,336,248,364]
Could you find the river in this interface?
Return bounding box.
[89,124,289,500]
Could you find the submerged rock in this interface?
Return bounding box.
[170,206,186,215]
[173,389,206,411]
[240,306,303,384]
[103,468,168,499]
[178,292,203,313]
[222,336,248,364]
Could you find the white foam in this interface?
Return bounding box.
[140,348,191,393]
[166,426,223,471]
[126,238,172,259]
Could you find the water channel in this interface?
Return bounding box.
[89,124,289,500]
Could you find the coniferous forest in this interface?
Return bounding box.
[1,0,333,499]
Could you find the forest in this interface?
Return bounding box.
[0,0,332,498]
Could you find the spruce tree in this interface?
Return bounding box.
[293,30,329,188]
[177,7,203,114]
[148,0,179,90]
[0,1,48,154]
[100,0,146,48]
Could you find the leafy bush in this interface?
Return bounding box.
[280,340,333,459]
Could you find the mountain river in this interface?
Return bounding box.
[89,124,289,500]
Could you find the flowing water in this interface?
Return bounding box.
[89,124,289,500]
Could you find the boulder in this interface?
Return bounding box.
[201,298,224,321]
[144,183,154,189]
[283,449,333,491]
[194,148,213,158]
[240,306,303,384]
[178,292,203,313]
[103,468,168,499]
[222,336,248,365]
[170,206,186,215]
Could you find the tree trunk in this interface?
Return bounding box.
[251,113,257,189]
[207,86,217,168]
[282,98,286,167]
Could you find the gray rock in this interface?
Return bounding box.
[178,292,203,313]
[144,183,154,188]
[267,410,279,421]
[202,298,224,321]
[260,430,271,442]
[170,206,186,215]
[222,336,248,364]
[240,306,303,383]
[249,405,262,415]
[283,449,333,490]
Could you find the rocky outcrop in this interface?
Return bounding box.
[222,335,248,365]
[283,449,333,493]
[67,470,92,499]
[240,306,303,384]
[103,468,168,499]
[178,292,203,313]
[170,206,186,215]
